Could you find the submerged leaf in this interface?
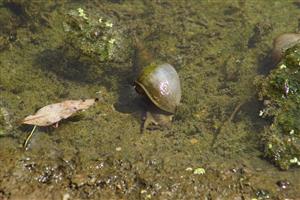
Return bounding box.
[21,99,97,126]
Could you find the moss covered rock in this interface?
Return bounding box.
[257,44,300,170]
[63,7,132,63]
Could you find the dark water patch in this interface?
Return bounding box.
[293,1,300,8]
[35,45,143,122]
[3,1,28,19]
[2,1,57,30]
[256,50,277,75]
[107,0,124,3]
[36,48,95,83]
[248,22,273,49]
[36,46,132,87]
[239,98,269,128]
[223,5,240,16]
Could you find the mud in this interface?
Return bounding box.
[0,0,300,199]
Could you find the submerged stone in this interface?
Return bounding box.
[257,44,300,170]
[63,7,132,63]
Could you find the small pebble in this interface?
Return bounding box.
[63,193,70,200]
[116,147,122,151]
[190,138,198,144]
[185,167,193,171]
[276,180,290,189]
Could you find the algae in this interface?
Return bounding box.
[257,44,300,170]
[63,7,132,63]
[0,0,300,199]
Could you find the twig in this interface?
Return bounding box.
[227,102,244,122]
[23,125,37,149]
[211,101,245,149]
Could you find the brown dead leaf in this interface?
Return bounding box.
[21,98,97,126]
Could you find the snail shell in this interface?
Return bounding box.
[272,33,300,64]
[135,63,181,114]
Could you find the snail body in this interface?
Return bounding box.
[135,63,181,114]
[272,33,300,64]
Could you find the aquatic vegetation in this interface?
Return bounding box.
[0,36,9,51]
[257,44,300,170]
[255,189,271,200]
[77,8,88,20]
[193,167,206,175]
[0,106,12,135]
[62,7,131,63]
[1,1,300,199]
[21,98,97,148]
[21,99,97,126]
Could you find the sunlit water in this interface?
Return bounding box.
[0,1,299,199]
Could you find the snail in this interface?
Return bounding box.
[132,36,182,131]
[135,63,181,113]
[134,63,181,131]
[272,33,300,64]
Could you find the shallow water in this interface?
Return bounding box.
[0,1,300,199]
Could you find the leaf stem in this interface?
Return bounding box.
[23,125,37,150]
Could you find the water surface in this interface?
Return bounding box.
[0,1,299,199]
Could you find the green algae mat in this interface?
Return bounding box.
[256,44,300,170]
[0,1,300,199]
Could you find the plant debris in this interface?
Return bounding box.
[21,98,98,126]
[256,44,300,170]
[21,98,98,149]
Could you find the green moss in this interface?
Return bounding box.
[63,8,131,63]
[1,1,300,199]
[258,44,300,170]
[0,111,5,135]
